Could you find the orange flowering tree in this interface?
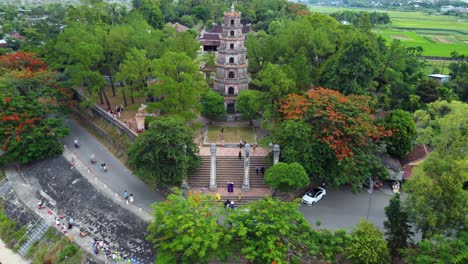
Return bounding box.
[0,52,71,164]
[274,87,390,188]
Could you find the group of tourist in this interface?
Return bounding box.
[224,199,235,209]
[255,166,265,175]
[108,105,124,119]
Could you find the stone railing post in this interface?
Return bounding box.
[209,143,217,191]
[242,144,251,192]
[273,144,280,165]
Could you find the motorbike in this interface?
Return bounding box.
[101,164,107,172]
[74,139,79,148]
[90,155,96,164]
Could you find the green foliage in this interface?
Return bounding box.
[137,0,164,29]
[128,117,201,185]
[384,194,414,258]
[345,220,391,264]
[264,162,310,192]
[404,150,468,238]
[383,109,417,159]
[404,230,468,264]
[235,90,260,122]
[147,190,232,263]
[447,55,468,101]
[415,78,441,104]
[25,228,85,264]
[314,229,351,261]
[414,100,467,155]
[201,89,226,120]
[0,52,70,165]
[0,200,28,249]
[57,243,79,262]
[149,52,208,120]
[319,33,380,95]
[228,196,316,263]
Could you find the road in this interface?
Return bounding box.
[299,186,403,231]
[63,118,398,231]
[62,119,165,212]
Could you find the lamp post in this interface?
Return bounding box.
[366,177,374,220]
[180,144,189,196]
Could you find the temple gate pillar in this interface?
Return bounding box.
[242,143,251,192]
[209,143,217,191]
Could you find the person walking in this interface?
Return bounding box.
[231,182,235,193]
[123,190,129,201]
[221,139,225,147]
[255,166,259,175]
[129,194,134,203]
[238,151,242,160]
[261,166,265,175]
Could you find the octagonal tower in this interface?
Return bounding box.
[213,5,250,114]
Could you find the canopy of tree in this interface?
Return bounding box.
[272,88,390,188]
[0,52,70,164]
[127,117,201,185]
[405,100,468,239]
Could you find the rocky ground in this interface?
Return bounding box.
[18,156,156,263]
[1,180,98,263]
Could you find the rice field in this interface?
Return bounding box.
[309,6,468,57]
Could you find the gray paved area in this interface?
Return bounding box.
[8,157,156,264]
[62,119,165,213]
[299,186,405,231]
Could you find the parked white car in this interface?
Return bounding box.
[302,187,327,205]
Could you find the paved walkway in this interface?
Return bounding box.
[199,145,269,156]
[63,119,165,213]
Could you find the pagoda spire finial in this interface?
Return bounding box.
[230,3,235,12]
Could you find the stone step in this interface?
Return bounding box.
[17,220,51,256]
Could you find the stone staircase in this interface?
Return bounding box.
[17,219,51,256]
[189,156,271,188]
[188,155,272,204]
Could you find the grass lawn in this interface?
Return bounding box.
[206,126,255,144]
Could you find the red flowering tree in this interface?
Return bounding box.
[274,87,390,188]
[0,52,71,164]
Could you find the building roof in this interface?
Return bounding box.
[166,22,189,32]
[429,74,450,78]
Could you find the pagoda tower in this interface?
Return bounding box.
[213,5,250,114]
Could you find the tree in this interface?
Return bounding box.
[404,230,468,264]
[415,78,440,104]
[270,119,328,180]
[276,88,390,188]
[264,162,310,192]
[116,48,151,105]
[384,193,414,259]
[235,90,260,124]
[200,89,226,120]
[251,63,296,120]
[127,117,201,185]
[52,23,110,109]
[319,34,380,95]
[404,150,467,239]
[162,27,200,60]
[150,52,208,120]
[137,0,164,29]
[0,52,71,165]
[228,197,317,263]
[147,190,232,263]
[383,109,417,159]
[345,220,391,264]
